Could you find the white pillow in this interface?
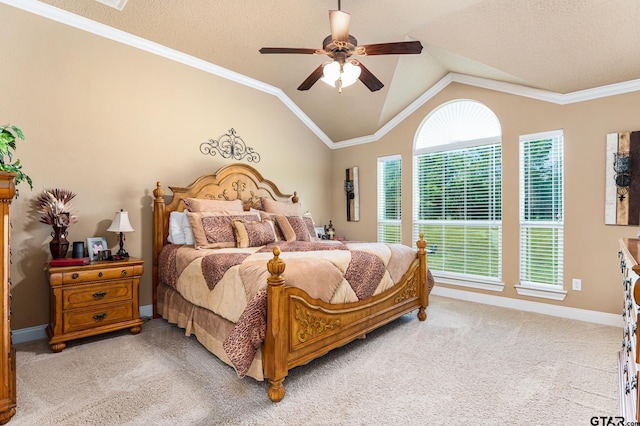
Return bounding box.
[167,210,194,245]
[249,207,261,219]
[167,211,186,244]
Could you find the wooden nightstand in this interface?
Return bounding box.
[46,257,144,353]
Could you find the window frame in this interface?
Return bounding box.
[515,129,566,301]
[412,100,504,292]
[377,155,402,244]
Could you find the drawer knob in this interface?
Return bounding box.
[93,313,107,322]
[92,291,107,300]
[121,270,127,277]
[98,272,103,277]
[72,273,79,279]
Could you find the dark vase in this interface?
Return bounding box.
[50,226,69,259]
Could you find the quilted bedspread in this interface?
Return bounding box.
[158,240,420,376]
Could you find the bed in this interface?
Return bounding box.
[152,163,433,402]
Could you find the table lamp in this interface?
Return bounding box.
[106,209,134,257]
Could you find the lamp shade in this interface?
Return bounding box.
[321,61,340,87]
[321,61,361,89]
[340,62,361,87]
[106,210,134,233]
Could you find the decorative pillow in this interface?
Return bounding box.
[260,197,302,216]
[273,215,297,241]
[260,212,285,241]
[285,215,313,242]
[183,198,243,213]
[302,212,318,242]
[232,219,277,248]
[187,211,259,249]
[183,215,195,245]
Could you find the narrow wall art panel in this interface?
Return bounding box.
[345,167,359,222]
[605,131,640,225]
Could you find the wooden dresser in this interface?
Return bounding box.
[618,238,640,421]
[0,173,16,425]
[46,257,144,353]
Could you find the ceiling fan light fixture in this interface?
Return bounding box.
[321,61,341,87]
[341,61,361,87]
[321,61,361,91]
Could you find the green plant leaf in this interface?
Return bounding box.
[10,125,24,140]
[0,123,31,189]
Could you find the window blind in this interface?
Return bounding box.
[377,155,402,243]
[519,130,564,287]
[413,144,502,279]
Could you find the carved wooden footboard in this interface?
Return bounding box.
[263,235,428,402]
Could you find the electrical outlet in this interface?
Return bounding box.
[572,278,581,291]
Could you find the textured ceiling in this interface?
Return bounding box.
[35,0,640,142]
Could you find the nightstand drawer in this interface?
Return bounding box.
[61,266,134,284]
[63,303,134,333]
[62,281,133,310]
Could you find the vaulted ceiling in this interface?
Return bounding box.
[33,0,640,143]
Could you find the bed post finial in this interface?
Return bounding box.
[291,191,298,203]
[154,181,165,199]
[417,232,426,253]
[267,246,286,278]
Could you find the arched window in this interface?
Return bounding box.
[413,100,503,287]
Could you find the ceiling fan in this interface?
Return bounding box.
[259,1,423,93]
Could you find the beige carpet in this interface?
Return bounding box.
[10,296,620,425]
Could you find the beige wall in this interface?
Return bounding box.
[331,83,640,315]
[1,6,331,329]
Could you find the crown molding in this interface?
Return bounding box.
[6,0,640,150]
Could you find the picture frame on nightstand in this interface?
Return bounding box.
[86,237,107,261]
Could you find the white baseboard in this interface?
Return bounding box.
[14,294,622,345]
[12,304,155,344]
[431,286,623,328]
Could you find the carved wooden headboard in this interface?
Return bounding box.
[151,163,298,315]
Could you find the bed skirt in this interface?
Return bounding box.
[157,282,265,380]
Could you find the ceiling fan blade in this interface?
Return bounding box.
[359,41,423,56]
[259,47,318,55]
[357,62,384,92]
[329,10,351,43]
[297,64,325,91]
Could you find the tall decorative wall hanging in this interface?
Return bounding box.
[345,166,359,221]
[200,128,261,163]
[605,131,640,225]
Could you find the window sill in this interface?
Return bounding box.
[433,273,505,292]
[514,284,567,301]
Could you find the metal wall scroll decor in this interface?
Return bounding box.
[200,128,261,163]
